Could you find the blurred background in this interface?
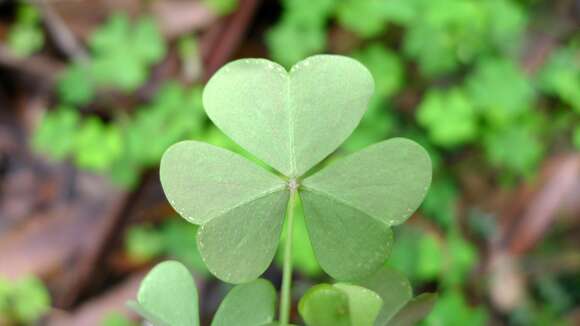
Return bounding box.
[0,0,578,325]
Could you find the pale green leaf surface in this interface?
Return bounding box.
[198,190,289,283]
[299,283,382,326]
[131,261,199,326]
[299,284,350,326]
[160,141,286,225]
[300,190,393,280]
[356,266,413,325]
[203,55,374,177]
[333,283,383,326]
[388,293,437,326]
[211,279,276,326]
[303,138,432,226]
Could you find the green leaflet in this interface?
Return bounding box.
[128,261,199,326]
[212,279,277,326]
[299,283,382,326]
[160,141,287,225]
[302,138,432,226]
[301,190,393,280]
[197,190,289,283]
[160,55,432,283]
[203,55,374,177]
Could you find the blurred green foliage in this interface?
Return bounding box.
[417,88,478,148]
[7,4,44,57]
[35,82,205,187]
[101,312,138,326]
[0,276,51,325]
[58,13,165,105]
[125,218,208,276]
[204,0,239,15]
[425,290,488,325]
[24,1,580,324]
[538,43,580,113]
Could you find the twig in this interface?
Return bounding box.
[32,0,90,62]
[0,44,63,81]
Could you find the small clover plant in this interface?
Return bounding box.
[132,55,433,325]
[131,261,436,326]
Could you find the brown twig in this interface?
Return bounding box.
[33,0,90,62]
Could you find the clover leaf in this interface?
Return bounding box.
[160,55,432,284]
[298,267,436,326]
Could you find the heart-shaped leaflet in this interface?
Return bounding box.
[202,55,374,177]
[160,55,432,283]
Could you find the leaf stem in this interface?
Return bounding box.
[280,187,297,325]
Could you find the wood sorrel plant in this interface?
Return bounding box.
[129,55,433,326]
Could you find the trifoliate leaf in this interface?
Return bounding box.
[88,13,165,91]
[160,141,288,283]
[203,55,374,177]
[128,261,199,326]
[162,55,432,284]
[211,279,277,326]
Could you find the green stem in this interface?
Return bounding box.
[280,188,297,325]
